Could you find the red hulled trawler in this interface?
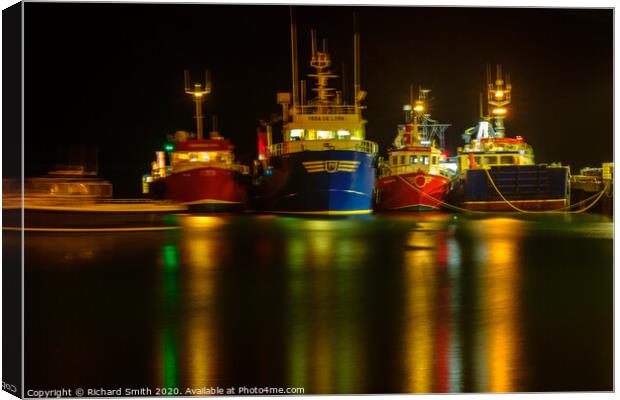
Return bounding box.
[143,72,249,211]
[375,88,453,211]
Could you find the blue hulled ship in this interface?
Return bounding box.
[252,22,378,215]
[450,65,570,211]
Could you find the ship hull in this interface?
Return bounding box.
[375,171,450,211]
[252,150,376,215]
[459,165,570,211]
[160,166,247,211]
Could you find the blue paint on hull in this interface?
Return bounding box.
[252,150,377,214]
[463,165,570,202]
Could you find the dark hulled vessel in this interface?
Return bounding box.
[251,23,378,215]
[453,66,570,211]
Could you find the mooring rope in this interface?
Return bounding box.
[378,164,608,214]
[483,168,608,214]
[381,165,483,213]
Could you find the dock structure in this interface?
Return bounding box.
[570,162,613,215]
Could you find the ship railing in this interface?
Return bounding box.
[377,163,453,180]
[463,141,531,153]
[268,139,378,157]
[378,165,423,179]
[295,104,358,115]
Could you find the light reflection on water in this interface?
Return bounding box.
[22,213,613,393]
[473,218,524,392]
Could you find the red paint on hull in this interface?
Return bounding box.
[162,167,246,206]
[375,171,449,211]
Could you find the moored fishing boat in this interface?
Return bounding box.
[454,65,570,212]
[251,15,378,215]
[375,88,452,211]
[143,72,249,211]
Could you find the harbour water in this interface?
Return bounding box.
[15,212,612,394]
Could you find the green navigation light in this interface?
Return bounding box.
[164,143,175,152]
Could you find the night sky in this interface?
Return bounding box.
[24,3,613,197]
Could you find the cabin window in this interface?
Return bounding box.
[400,155,406,165]
[392,156,398,165]
[410,155,418,164]
[337,130,351,139]
[317,130,335,139]
[290,129,304,140]
[474,156,481,165]
[483,156,498,165]
[432,156,438,165]
[500,155,514,164]
[173,151,215,163]
[350,129,363,140]
[421,156,429,165]
[173,153,189,162]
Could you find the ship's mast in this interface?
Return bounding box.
[410,88,430,145]
[290,6,299,112]
[184,70,212,140]
[399,87,449,148]
[307,30,338,113]
[279,11,366,132]
[487,64,512,138]
[353,13,366,115]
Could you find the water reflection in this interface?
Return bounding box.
[281,218,365,394]
[399,216,525,393]
[402,229,437,393]
[157,243,180,391]
[156,220,224,391]
[22,214,612,394]
[152,215,527,393]
[475,218,523,393]
[446,236,463,393]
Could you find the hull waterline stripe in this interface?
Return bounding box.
[268,209,373,215]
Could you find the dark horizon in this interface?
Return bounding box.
[24,3,613,197]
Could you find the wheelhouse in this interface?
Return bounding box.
[457,136,535,172]
[380,146,448,178]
